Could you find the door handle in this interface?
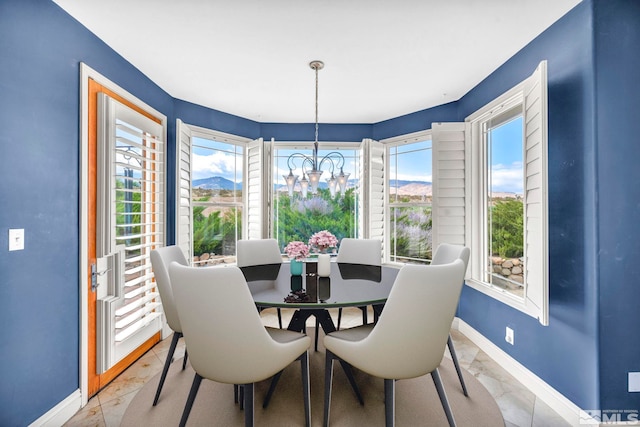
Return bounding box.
[91,263,110,292]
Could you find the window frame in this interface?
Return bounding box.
[175,122,252,264]
[465,61,549,324]
[381,130,433,265]
[270,140,362,248]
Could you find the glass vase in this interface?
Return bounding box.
[290,259,303,276]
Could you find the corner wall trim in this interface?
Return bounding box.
[454,318,585,426]
[28,389,81,427]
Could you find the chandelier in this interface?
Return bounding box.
[283,60,350,198]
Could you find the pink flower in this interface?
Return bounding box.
[308,230,338,253]
[284,241,310,260]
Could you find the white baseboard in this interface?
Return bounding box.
[453,318,585,426]
[29,389,81,427]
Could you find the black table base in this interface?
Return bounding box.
[263,308,364,408]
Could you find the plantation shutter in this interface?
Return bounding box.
[522,61,549,325]
[360,139,385,255]
[96,93,164,371]
[246,138,267,239]
[176,119,193,262]
[432,122,467,254]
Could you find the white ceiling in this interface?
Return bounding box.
[53,0,580,124]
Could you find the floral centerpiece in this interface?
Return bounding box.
[308,230,338,254]
[284,241,310,260]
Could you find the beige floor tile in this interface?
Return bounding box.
[67,309,570,427]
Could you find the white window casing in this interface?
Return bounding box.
[176,119,193,261]
[176,119,255,260]
[432,123,468,258]
[465,60,549,325]
[359,139,385,256]
[245,137,269,239]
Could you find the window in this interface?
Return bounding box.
[466,61,549,324]
[484,112,525,295]
[272,142,361,250]
[176,121,251,265]
[383,132,433,264]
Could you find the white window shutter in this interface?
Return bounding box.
[432,122,467,252]
[246,138,267,239]
[176,119,193,262]
[360,139,385,254]
[523,61,549,325]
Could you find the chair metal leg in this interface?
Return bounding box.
[153,331,181,406]
[179,373,202,427]
[448,334,469,396]
[432,368,457,427]
[239,385,244,410]
[234,384,239,403]
[300,352,311,427]
[277,308,283,329]
[314,317,320,352]
[243,383,254,427]
[337,308,342,330]
[361,306,368,324]
[384,378,395,427]
[323,350,335,427]
[182,347,188,370]
[262,371,283,408]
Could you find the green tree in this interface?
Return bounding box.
[490,199,524,258]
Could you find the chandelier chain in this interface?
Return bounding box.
[314,64,319,144]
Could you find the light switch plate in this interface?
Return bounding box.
[9,229,24,251]
[629,372,640,392]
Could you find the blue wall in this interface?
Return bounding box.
[456,1,602,409]
[2,0,638,424]
[593,0,640,412]
[0,1,176,424]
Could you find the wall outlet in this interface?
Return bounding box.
[9,229,24,251]
[629,372,640,392]
[505,326,515,345]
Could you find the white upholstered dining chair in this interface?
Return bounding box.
[236,238,284,328]
[323,260,467,427]
[335,238,382,329]
[149,246,189,406]
[170,263,311,427]
[431,243,471,396]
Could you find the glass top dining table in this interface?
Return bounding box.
[242,261,400,310]
[240,260,401,406]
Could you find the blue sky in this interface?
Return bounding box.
[489,116,524,194]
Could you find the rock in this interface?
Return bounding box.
[502,260,514,268]
[512,266,523,275]
[509,275,524,284]
[502,268,512,276]
[491,256,504,265]
[512,258,521,266]
[200,253,210,261]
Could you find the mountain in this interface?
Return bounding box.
[389,179,432,188]
[274,178,433,197]
[192,176,241,190]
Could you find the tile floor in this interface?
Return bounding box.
[64,308,570,427]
